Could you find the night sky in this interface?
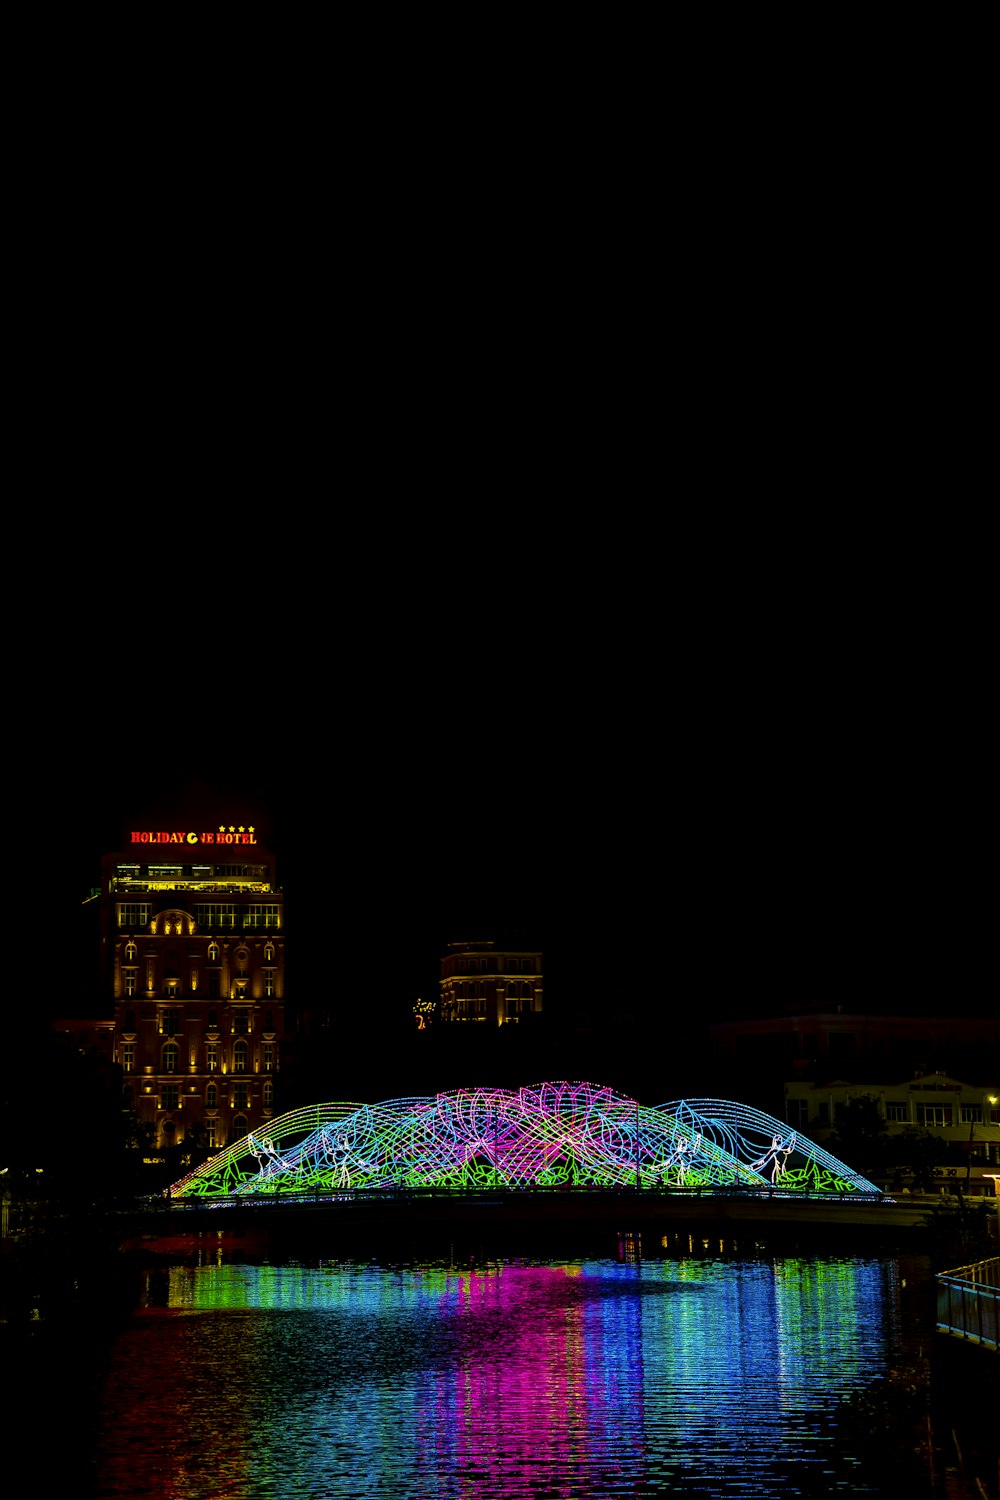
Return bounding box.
[14,41,993,1092]
[26,528,992,1071]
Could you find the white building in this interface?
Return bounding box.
[784,1072,1000,1195]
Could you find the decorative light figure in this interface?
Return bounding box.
[169,1083,884,1201]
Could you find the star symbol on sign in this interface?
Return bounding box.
[238,826,245,833]
[228,826,235,833]
[248,826,255,833]
[219,826,226,833]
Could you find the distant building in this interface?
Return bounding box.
[439,940,543,1027]
[100,823,285,1150]
[49,1017,116,1059]
[709,1009,1000,1086]
[784,1072,1000,1195]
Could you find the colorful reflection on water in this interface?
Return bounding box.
[95,1255,908,1497]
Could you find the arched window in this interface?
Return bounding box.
[162,1042,180,1073]
[206,1083,217,1109]
[264,942,275,964]
[208,942,219,963]
[233,1040,248,1073]
[263,1080,273,1109]
[232,1115,248,1143]
[125,941,137,962]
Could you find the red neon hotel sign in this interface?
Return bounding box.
[130,826,259,846]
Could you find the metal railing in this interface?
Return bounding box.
[936,1257,1000,1351]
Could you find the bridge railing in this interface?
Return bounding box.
[165,1184,891,1210]
[935,1257,1000,1352]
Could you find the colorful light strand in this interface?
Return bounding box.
[169,1082,881,1200]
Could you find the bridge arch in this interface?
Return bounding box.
[169,1082,882,1201]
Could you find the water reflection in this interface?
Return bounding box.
[96,1255,905,1498]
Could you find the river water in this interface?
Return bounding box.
[32,1240,946,1499]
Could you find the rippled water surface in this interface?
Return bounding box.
[91,1254,914,1498]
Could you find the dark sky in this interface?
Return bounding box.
[25,536,991,1041]
[12,81,991,1094]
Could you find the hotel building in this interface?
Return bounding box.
[101,823,285,1150]
[439,939,543,1026]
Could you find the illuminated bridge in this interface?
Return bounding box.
[169,1082,882,1202]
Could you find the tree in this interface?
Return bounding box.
[829,1094,891,1180]
[887,1126,942,1193]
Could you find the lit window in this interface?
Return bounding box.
[196,905,237,930]
[208,942,220,963]
[206,1083,217,1108]
[124,972,137,997]
[121,1042,136,1073]
[206,1044,219,1073]
[262,1043,275,1072]
[263,1080,273,1109]
[118,904,150,929]
[916,1104,953,1128]
[125,942,137,962]
[205,1119,217,1149]
[162,1042,180,1074]
[245,905,279,929]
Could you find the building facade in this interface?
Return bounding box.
[784,1073,1000,1195]
[101,824,285,1151]
[439,940,543,1026]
